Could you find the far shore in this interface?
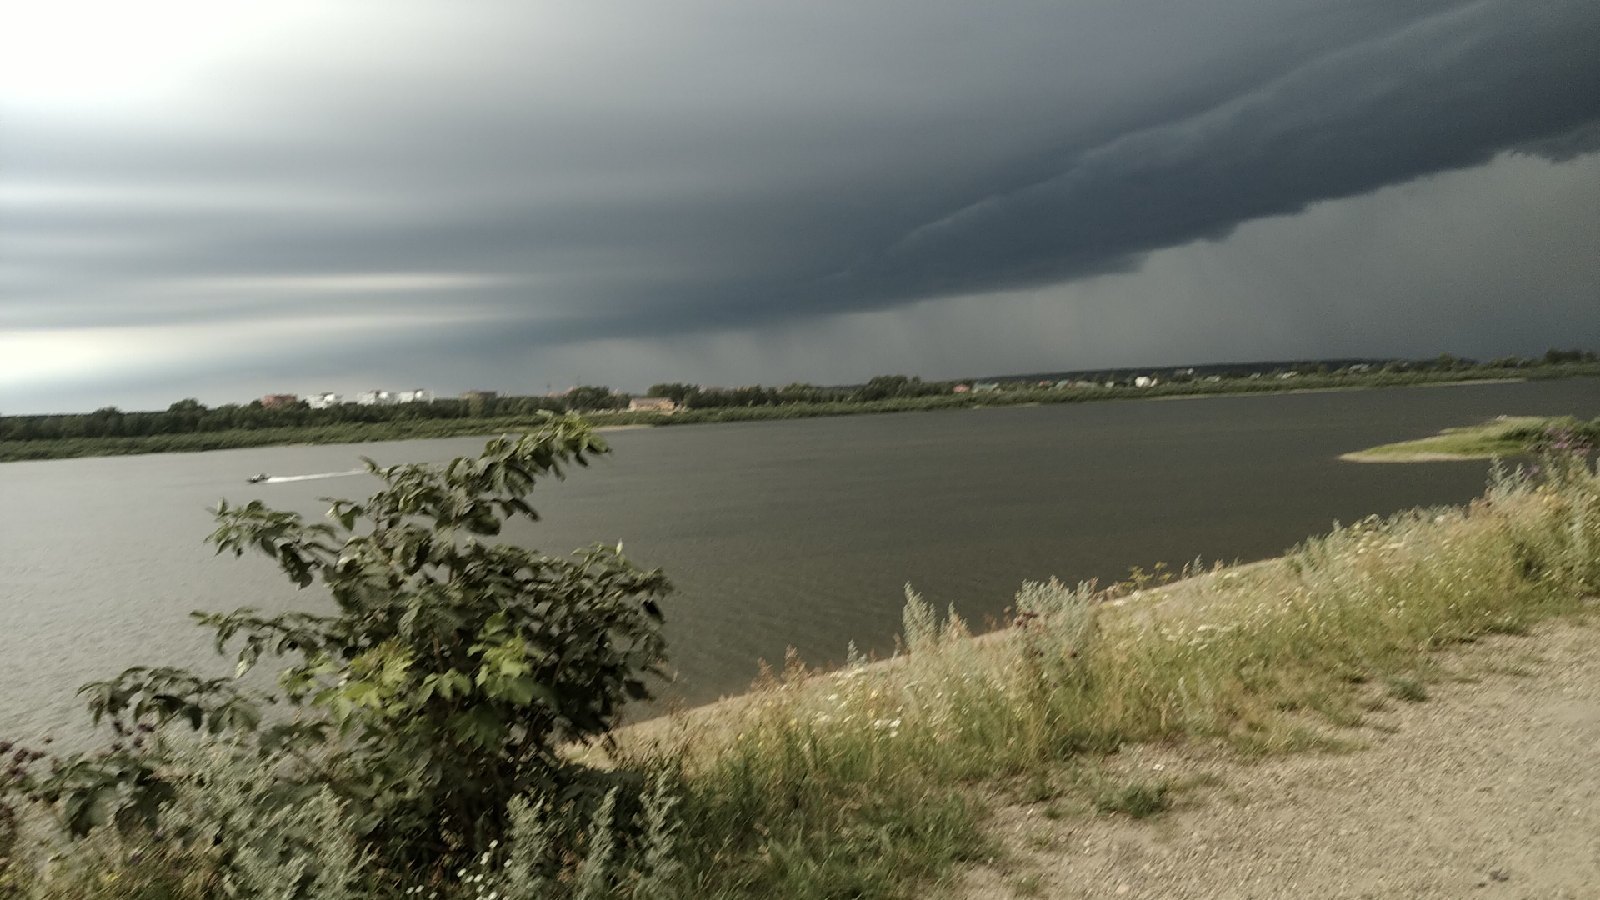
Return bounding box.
[1147,375,1527,403]
[5,367,1596,464]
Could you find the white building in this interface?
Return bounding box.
[1133,375,1159,388]
[307,392,342,409]
[628,396,677,413]
[350,389,432,406]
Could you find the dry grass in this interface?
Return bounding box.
[610,456,1599,897]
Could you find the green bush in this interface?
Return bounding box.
[25,415,673,876]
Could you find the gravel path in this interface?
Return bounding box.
[955,618,1600,900]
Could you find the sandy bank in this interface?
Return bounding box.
[1339,450,1498,463]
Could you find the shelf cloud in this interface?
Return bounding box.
[3,0,1599,411]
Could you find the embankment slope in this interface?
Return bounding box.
[957,617,1600,899]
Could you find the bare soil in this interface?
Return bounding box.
[954,617,1600,900]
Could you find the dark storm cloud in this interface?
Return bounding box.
[822,1,1600,307]
[3,0,1600,411]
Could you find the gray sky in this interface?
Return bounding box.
[3,0,1599,414]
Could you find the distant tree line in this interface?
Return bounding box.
[2,350,1595,443]
[646,375,953,409]
[0,394,561,443]
[0,378,944,442]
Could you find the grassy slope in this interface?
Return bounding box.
[1342,415,1551,462]
[616,458,1600,898]
[1342,415,1599,462]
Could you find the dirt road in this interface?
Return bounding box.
[957,618,1600,899]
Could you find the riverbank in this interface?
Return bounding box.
[4,446,1597,898]
[1341,414,1600,462]
[4,365,1597,462]
[588,457,1600,898]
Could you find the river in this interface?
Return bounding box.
[2,378,1596,744]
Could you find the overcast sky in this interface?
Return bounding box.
[3,0,1598,414]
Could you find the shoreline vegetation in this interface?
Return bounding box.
[1342,415,1600,463]
[4,354,1598,463]
[3,419,1599,898]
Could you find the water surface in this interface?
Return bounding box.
[2,379,1595,742]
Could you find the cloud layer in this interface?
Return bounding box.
[3,0,1599,412]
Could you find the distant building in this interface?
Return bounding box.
[307,392,341,409]
[357,390,395,406]
[260,393,298,409]
[628,396,677,413]
[952,384,971,394]
[1133,376,1159,388]
[972,381,1001,393]
[460,390,498,402]
[396,389,433,403]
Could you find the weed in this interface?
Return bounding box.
[1015,773,1057,805]
[1023,828,1056,852]
[1092,780,1171,819]
[1386,677,1429,703]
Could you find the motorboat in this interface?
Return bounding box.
[247,473,270,483]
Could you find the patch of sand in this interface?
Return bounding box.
[1339,451,1495,463]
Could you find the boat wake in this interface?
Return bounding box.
[260,469,366,484]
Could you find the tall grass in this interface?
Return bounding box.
[636,455,1599,896]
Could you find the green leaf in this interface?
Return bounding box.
[500,676,536,706]
[68,416,675,870]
